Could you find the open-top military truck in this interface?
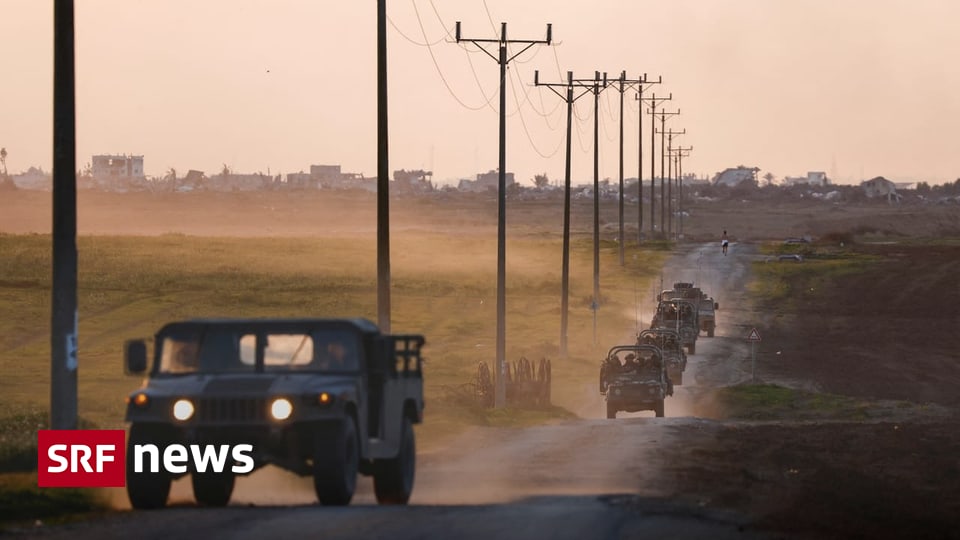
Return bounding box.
[599,344,673,419]
[660,282,718,337]
[123,318,424,509]
[638,328,687,385]
[650,299,699,355]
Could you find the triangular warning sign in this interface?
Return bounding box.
[747,328,762,342]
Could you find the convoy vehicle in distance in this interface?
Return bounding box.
[123,318,424,509]
[638,328,687,385]
[660,282,719,337]
[650,299,699,355]
[599,344,673,419]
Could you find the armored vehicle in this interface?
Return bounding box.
[650,299,699,355]
[599,344,673,419]
[659,282,718,337]
[638,328,687,385]
[123,318,424,509]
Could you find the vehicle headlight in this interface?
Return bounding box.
[172,398,194,421]
[270,398,293,421]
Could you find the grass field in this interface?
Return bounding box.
[0,232,666,449]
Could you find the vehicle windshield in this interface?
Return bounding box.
[156,327,360,374]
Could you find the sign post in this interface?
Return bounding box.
[747,327,762,382]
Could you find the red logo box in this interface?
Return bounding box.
[37,430,126,487]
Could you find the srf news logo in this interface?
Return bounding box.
[37,430,253,488]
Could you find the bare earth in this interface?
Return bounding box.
[5,191,960,539]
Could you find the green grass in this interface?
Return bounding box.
[717,383,876,421]
[749,243,880,307]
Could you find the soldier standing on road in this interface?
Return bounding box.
[722,230,729,256]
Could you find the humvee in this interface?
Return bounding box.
[599,344,673,419]
[638,328,687,385]
[123,318,424,509]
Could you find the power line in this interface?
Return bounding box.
[387,13,446,46]
[507,64,564,159]
[412,0,493,111]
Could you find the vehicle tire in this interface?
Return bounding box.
[606,401,617,419]
[688,343,696,355]
[126,423,173,510]
[654,399,665,418]
[313,417,359,506]
[191,470,235,507]
[373,416,416,505]
[707,325,715,338]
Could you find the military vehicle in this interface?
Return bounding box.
[599,344,673,419]
[659,282,718,338]
[638,328,687,385]
[123,318,424,509]
[650,299,699,355]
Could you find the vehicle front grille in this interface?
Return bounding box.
[196,397,267,423]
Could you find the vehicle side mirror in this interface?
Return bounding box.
[715,302,720,310]
[125,339,148,375]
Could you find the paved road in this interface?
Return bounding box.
[16,243,775,540]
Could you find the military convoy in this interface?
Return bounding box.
[600,280,717,418]
[123,317,424,509]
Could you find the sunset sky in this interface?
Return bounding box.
[2,0,958,186]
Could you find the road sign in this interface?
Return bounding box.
[747,327,762,342]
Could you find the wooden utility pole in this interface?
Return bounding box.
[377,0,391,333]
[51,0,78,430]
[652,109,680,236]
[662,128,685,238]
[641,93,672,236]
[534,70,594,358]
[634,77,661,244]
[455,21,552,408]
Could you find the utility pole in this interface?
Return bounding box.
[51,0,78,430]
[377,0,391,333]
[534,70,594,358]
[641,93,671,236]
[652,108,680,236]
[456,21,552,408]
[672,146,692,239]
[590,71,608,346]
[662,127,685,239]
[610,72,649,264]
[634,77,661,244]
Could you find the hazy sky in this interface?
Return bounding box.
[3,0,958,186]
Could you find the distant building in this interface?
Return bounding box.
[782,171,829,187]
[861,176,900,203]
[393,169,434,193]
[286,171,313,188]
[12,166,51,190]
[458,169,515,192]
[92,154,144,179]
[712,166,759,187]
